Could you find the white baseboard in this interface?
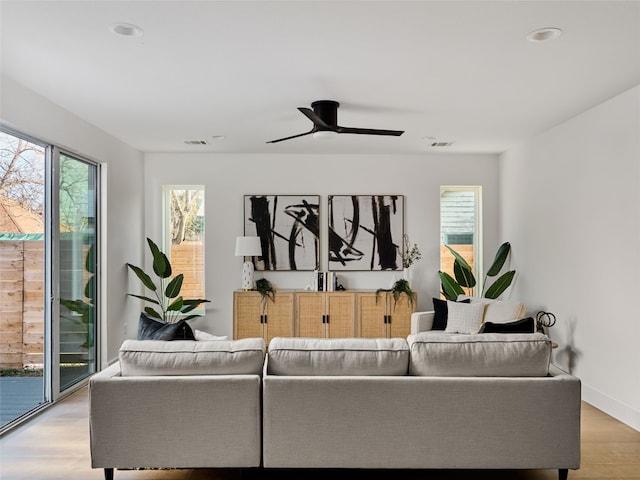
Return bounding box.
[582,384,640,432]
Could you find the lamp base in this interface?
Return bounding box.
[241,261,255,290]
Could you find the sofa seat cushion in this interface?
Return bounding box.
[267,337,409,376]
[407,332,551,377]
[119,338,266,376]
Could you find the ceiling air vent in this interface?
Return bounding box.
[430,141,454,147]
[184,140,208,145]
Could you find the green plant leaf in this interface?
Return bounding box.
[60,299,88,314]
[486,242,511,277]
[147,238,172,279]
[144,307,163,319]
[453,260,476,288]
[180,299,210,314]
[182,299,210,306]
[127,294,160,305]
[181,303,199,314]
[255,278,275,302]
[484,270,516,299]
[167,296,184,311]
[375,288,389,304]
[165,274,184,298]
[85,244,95,274]
[445,245,472,271]
[84,276,95,301]
[439,271,464,301]
[180,314,201,322]
[127,263,157,291]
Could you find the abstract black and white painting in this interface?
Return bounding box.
[244,195,319,271]
[328,195,404,271]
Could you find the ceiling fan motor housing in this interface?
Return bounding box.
[311,100,339,129]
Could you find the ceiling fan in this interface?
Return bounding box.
[266,100,404,144]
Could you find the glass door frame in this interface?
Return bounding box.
[49,146,101,402]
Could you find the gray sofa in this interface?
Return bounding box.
[263,335,580,480]
[89,338,266,480]
[90,327,580,480]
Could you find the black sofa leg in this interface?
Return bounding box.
[241,467,266,480]
[559,468,568,480]
[104,468,114,480]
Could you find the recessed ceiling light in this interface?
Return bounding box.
[211,135,226,141]
[109,22,144,37]
[526,27,562,42]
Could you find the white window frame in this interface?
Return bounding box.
[162,185,205,314]
[439,186,483,295]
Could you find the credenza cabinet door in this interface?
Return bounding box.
[356,292,416,338]
[387,293,414,338]
[264,291,295,343]
[295,292,326,338]
[233,291,264,339]
[356,292,388,338]
[233,291,294,341]
[325,292,356,338]
[295,291,356,338]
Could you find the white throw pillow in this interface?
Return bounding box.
[457,295,526,324]
[194,329,229,341]
[444,300,485,334]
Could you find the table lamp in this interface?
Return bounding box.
[235,236,262,290]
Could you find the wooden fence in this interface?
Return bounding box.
[0,241,44,369]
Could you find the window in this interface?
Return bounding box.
[163,186,205,310]
[440,186,482,296]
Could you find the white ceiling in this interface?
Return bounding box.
[1,0,639,155]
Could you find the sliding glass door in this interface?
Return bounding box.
[0,130,99,433]
[57,151,98,390]
[0,131,47,430]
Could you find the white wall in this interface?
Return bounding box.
[500,85,640,431]
[0,76,145,364]
[143,153,500,337]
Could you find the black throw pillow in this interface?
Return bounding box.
[432,297,471,330]
[137,312,195,340]
[478,317,535,334]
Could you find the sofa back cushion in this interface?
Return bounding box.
[267,337,409,376]
[119,338,266,376]
[407,332,551,377]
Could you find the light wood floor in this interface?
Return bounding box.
[1,386,638,480]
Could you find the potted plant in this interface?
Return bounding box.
[127,238,210,322]
[376,278,416,309]
[438,241,516,300]
[401,234,422,269]
[255,277,275,314]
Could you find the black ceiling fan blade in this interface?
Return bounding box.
[266,130,315,144]
[337,126,404,136]
[298,107,333,130]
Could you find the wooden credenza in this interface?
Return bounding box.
[233,290,415,341]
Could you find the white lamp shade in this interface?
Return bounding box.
[235,236,262,257]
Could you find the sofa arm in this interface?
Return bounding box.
[411,311,435,334]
